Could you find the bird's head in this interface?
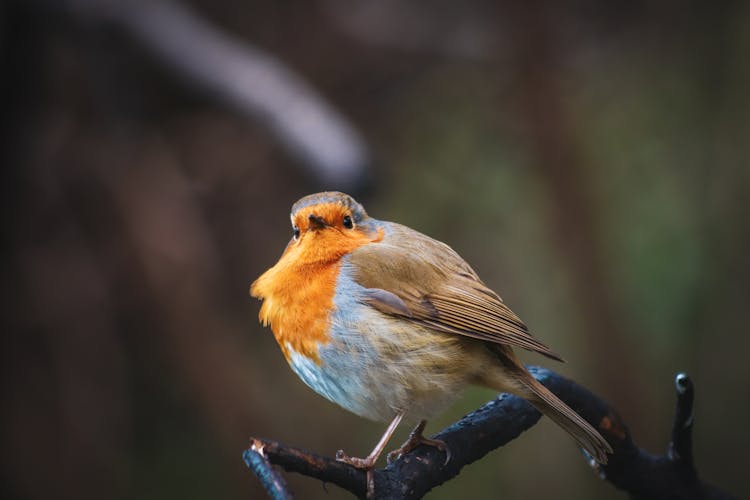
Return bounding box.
[291,191,367,236]
[284,191,382,263]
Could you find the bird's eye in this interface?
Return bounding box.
[343,215,354,229]
[293,225,300,239]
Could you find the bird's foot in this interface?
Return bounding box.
[387,420,451,465]
[336,450,376,499]
[335,449,377,469]
[335,411,407,499]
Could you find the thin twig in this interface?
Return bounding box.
[243,439,294,500]
[670,373,695,467]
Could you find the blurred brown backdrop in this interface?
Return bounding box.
[2,1,749,499]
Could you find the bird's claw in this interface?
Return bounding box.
[386,421,451,466]
[336,449,377,469]
[336,450,376,499]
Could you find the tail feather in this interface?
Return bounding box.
[485,346,613,464]
[517,373,613,464]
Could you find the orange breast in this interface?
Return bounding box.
[251,223,383,364]
[252,259,339,364]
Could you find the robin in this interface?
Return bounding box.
[251,191,612,477]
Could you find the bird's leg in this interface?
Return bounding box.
[387,419,451,465]
[336,411,405,499]
[336,410,405,469]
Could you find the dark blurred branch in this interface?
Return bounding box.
[670,373,695,467]
[244,440,294,500]
[59,0,371,192]
[246,368,735,499]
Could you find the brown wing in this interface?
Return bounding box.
[349,222,564,362]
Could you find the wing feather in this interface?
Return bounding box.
[348,223,564,362]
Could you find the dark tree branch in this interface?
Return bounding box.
[243,440,293,500]
[244,438,367,497]
[670,373,695,467]
[245,368,736,499]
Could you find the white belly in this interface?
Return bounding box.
[285,279,476,423]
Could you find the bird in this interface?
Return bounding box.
[250,191,612,477]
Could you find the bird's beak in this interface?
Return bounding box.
[308,214,328,230]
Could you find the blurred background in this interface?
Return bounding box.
[2,1,749,499]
